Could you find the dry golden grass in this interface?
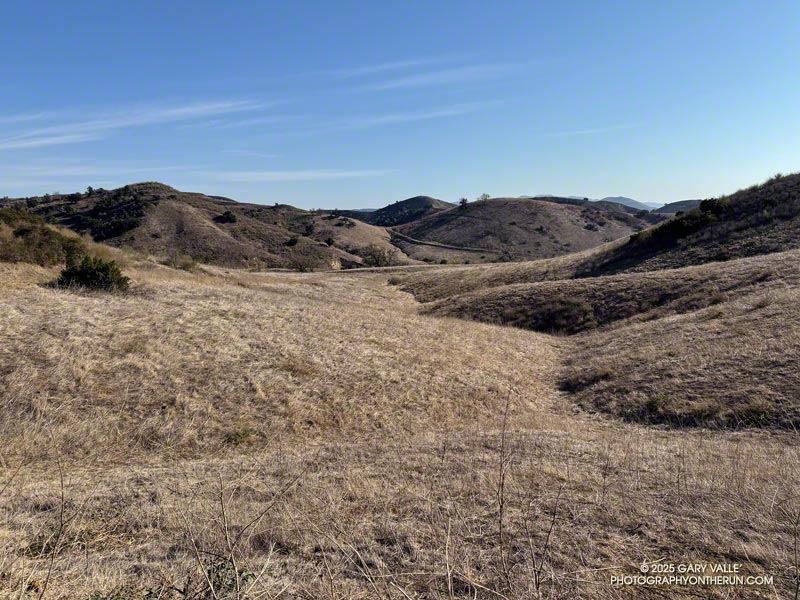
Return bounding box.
[1,260,798,599]
[565,281,800,427]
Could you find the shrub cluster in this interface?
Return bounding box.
[71,188,159,240]
[57,255,130,292]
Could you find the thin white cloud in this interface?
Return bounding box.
[0,99,264,150]
[311,102,491,134]
[0,111,69,125]
[2,164,199,178]
[362,64,519,91]
[221,150,280,159]
[550,124,639,137]
[214,169,391,183]
[329,57,448,78]
[205,114,305,130]
[0,133,103,150]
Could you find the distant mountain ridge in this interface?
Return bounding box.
[529,194,662,211]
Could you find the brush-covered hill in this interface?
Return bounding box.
[652,199,701,214]
[3,183,415,270]
[394,196,658,261]
[0,207,86,266]
[580,172,800,275]
[342,195,454,227]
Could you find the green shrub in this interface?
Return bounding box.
[57,256,130,292]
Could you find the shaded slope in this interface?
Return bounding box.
[0,208,85,266]
[421,249,794,334]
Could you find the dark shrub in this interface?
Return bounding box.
[215,210,238,223]
[57,256,130,292]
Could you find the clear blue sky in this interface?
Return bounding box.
[1,0,799,208]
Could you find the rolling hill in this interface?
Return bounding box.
[341,195,454,226]
[2,173,799,598]
[652,198,702,214]
[394,196,657,262]
[2,182,416,270]
[597,195,660,210]
[3,185,670,269]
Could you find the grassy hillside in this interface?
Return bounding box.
[563,276,800,427]
[1,261,795,598]
[392,173,800,430]
[398,249,800,429]
[342,195,454,226]
[4,183,416,270]
[0,208,85,266]
[420,250,788,334]
[396,196,655,261]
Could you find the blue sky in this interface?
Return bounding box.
[1,1,799,208]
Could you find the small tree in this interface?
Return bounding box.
[477,193,491,201]
[459,197,469,209]
[361,244,394,267]
[86,186,94,196]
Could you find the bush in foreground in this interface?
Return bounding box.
[57,255,130,292]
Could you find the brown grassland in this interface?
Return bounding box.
[1,254,799,599]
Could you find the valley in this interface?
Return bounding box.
[1,173,800,598]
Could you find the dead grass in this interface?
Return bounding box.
[1,261,798,598]
[421,249,795,335]
[563,282,800,427]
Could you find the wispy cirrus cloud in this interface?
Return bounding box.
[328,57,450,79]
[308,102,491,134]
[194,114,304,130]
[0,99,263,151]
[550,124,639,137]
[362,63,520,92]
[221,150,280,159]
[1,163,199,178]
[0,133,103,150]
[213,169,391,183]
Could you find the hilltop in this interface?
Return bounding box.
[341,195,454,226]
[652,198,702,214]
[3,182,414,270]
